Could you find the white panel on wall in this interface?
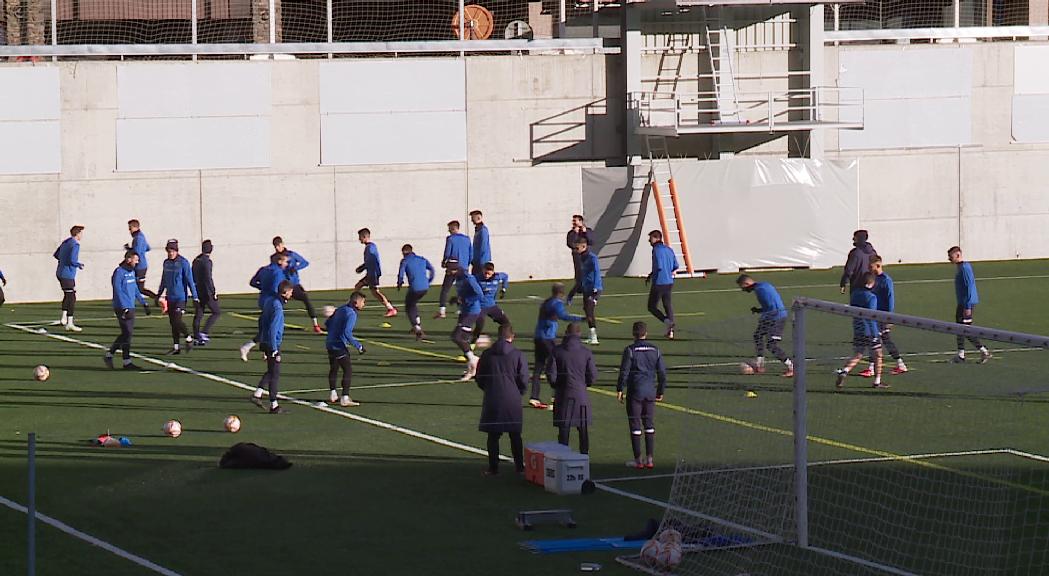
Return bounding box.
[0,68,61,174]
[841,97,971,150]
[319,59,465,114]
[321,112,466,165]
[116,63,271,171]
[319,59,467,165]
[118,64,271,118]
[1011,94,1049,143]
[1013,46,1049,95]
[117,117,270,171]
[838,48,972,150]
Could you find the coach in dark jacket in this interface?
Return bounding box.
[546,323,596,454]
[840,229,878,294]
[477,323,529,476]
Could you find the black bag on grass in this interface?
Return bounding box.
[219,442,292,470]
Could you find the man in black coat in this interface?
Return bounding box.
[192,240,221,345]
[477,323,529,476]
[617,321,667,469]
[546,323,596,454]
[565,215,592,304]
[840,229,878,295]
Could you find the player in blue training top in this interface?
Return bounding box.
[617,321,668,469]
[835,272,887,389]
[397,244,435,340]
[859,256,908,377]
[241,252,289,361]
[104,250,150,371]
[156,239,198,355]
[574,237,603,344]
[470,210,491,276]
[737,274,794,377]
[451,266,485,381]
[252,281,293,414]
[125,219,158,299]
[325,291,367,407]
[53,225,85,331]
[473,262,510,345]
[646,230,679,339]
[565,214,592,305]
[949,246,991,364]
[355,228,397,318]
[531,282,584,410]
[435,220,472,319]
[273,236,321,333]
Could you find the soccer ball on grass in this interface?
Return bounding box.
[162,419,183,438]
[33,365,50,381]
[224,415,241,433]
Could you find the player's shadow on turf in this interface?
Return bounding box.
[357,400,481,409]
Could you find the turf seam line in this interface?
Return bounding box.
[3,322,511,462]
[0,495,183,576]
[282,378,463,394]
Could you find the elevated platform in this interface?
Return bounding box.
[631,88,864,136]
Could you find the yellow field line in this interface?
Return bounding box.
[604,312,707,320]
[589,387,1049,496]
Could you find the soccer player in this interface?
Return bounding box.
[617,321,667,469]
[451,265,485,380]
[104,250,149,371]
[273,236,321,333]
[470,210,491,276]
[835,272,887,389]
[397,244,435,339]
[839,229,877,295]
[0,266,6,307]
[546,323,597,454]
[156,239,198,355]
[646,230,679,339]
[737,274,794,377]
[125,219,157,299]
[565,214,591,304]
[192,240,221,345]
[532,282,584,410]
[252,280,293,414]
[240,252,289,361]
[435,220,472,319]
[473,262,510,345]
[949,246,991,364]
[53,225,85,331]
[355,228,397,317]
[860,256,907,376]
[325,291,366,407]
[476,323,529,476]
[575,238,603,344]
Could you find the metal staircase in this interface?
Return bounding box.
[643,134,699,277]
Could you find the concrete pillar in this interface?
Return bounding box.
[1031,0,1049,25]
[788,4,824,159]
[622,3,642,161]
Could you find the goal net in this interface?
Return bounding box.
[827,0,1032,31]
[617,296,1049,576]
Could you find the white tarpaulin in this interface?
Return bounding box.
[582,158,858,275]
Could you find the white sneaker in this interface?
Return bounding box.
[239,342,254,362]
[460,358,479,381]
[65,321,82,333]
[586,336,600,345]
[329,389,339,403]
[340,395,360,407]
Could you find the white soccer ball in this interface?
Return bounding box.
[475,334,492,349]
[33,365,50,381]
[641,530,684,570]
[162,419,183,438]
[640,539,664,568]
[739,361,755,375]
[323,305,336,318]
[224,415,241,433]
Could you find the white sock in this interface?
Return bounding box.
[874,375,882,385]
[958,350,965,359]
[270,401,279,410]
[897,358,906,368]
[67,316,74,325]
[413,323,421,331]
[244,341,257,350]
[386,303,395,311]
[867,363,875,372]
[785,358,793,369]
[439,306,446,314]
[254,387,264,399]
[755,356,765,369]
[312,318,319,326]
[466,351,478,363]
[61,311,68,324]
[842,367,851,374]
[590,327,597,338]
[173,343,180,351]
[979,346,988,353]
[185,335,194,343]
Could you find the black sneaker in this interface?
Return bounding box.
[123,363,144,371]
[269,406,289,415]
[104,355,114,369]
[950,355,965,364]
[165,348,181,356]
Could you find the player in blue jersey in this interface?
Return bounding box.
[240,252,290,361]
[356,228,397,317]
[647,230,679,339]
[859,256,907,377]
[435,220,472,319]
[451,266,485,380]
[470,210,491,277]
[155,239,198,355]
[54,225,85,331]
[273,236,321,333]
[574,238,603,344]
[472,262,510,345]
[251,280,294,414]
[531,282,584,409]
[949,246,991,364]
[737,274,794,377]
[104,250,149,371]
[325,291,367,407]
[125,219,158,299]
[835,272,887,389]
[397,244,435,339]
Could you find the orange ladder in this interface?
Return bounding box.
[644,134,699,277]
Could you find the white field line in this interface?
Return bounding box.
[282,378,463,395]
[596,448,1018,483]
[3,322,508,462]
[668,345,1044,371]
[0,495,183,576]
[1004,448,1049,463]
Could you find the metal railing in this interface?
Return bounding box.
[631,87,864,133]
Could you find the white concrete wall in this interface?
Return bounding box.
[825,41,1049,264]
[0,55,619,303]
